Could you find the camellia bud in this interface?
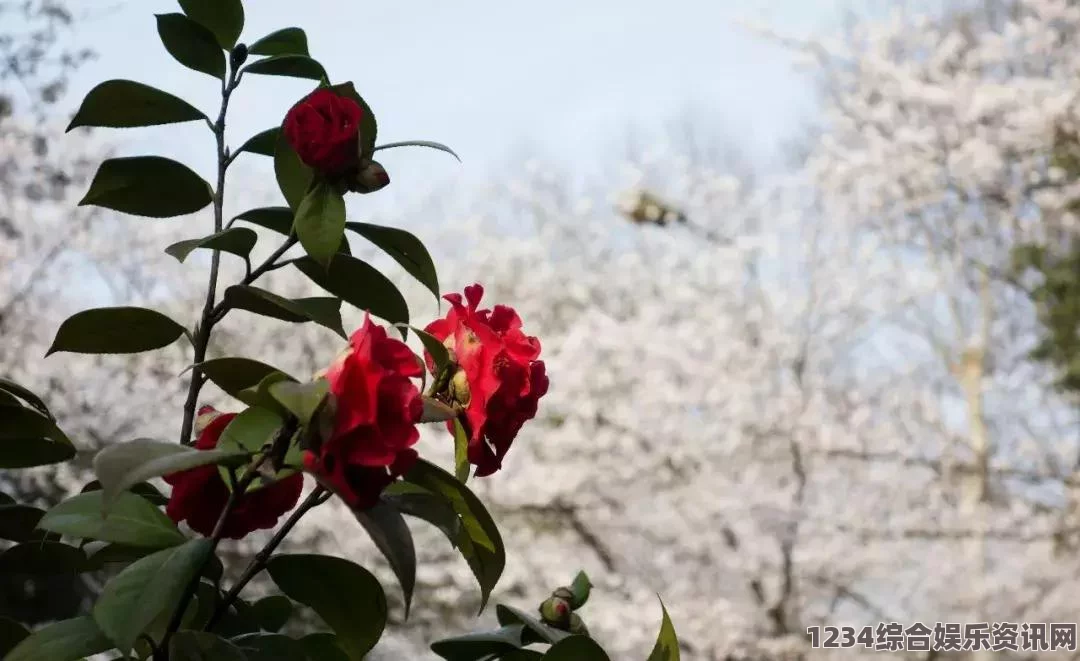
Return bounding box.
[350,160,390,194]
[449,368,471,406]
[538,596,572,629]
[569,613,589,636]
[230,43,248,70]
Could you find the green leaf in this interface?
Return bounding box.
[83,542,156,571]
[295,181,347,269]
[0,617,29,658]
[177,0,244,49]
[352,499,416,619]
[235,371,295,419]
[374,140,461,162]
[646,599,680,661]
[0,505,45,542]
[67,79,207,131]
[429,624,526,661]
[404,325,450,373]
[165,227,258,263]
[382,483,462,546]
[197,357,296,398]
[0,377,53,419]
[218,406,282,455]
[249,595,293,633]
[47,306,187,356]
[267,380,329,425]
[2,616,111,661]
[453,418,471,483]
[244,54,327,81]
[299,633,350,661]
[329,82,377,160]
[38,490,186,548]
[346,222,439,301]
[232,206,293,235]
[78,155,213,218]
[232,632,311,660]
[499,651,545,660]
[213,597,262,639]
[224,286,346,339]
[267,554,387,660]
[293,255,409,329]
[156,13,225,79]
[168,630,247,661]
[496,605,571,646]
[570,571,592,608]
[235,127,280,158]
[0,405,75,468]
[80,479,169,507]
[400,460,504,611]
[274,128,314,211]
[93,438,248,511]
[543,636,611,660]
[249,27,309,56]
[93,538,212,654]
[0,541,89,575]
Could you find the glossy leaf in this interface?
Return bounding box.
[274,127,314,210]
[267,379,329,424]
[80,478,169,507]
[374,139,461,162]
[82,542,156,571]
[352,499,416,618]
[232,206,293,235]
[646,599,681,661]
[570,571,592,608]
[0,405,75,468]
[38,489,186,548]
[0,504,45,542]
[233,632,311,660]
[0,617,28,658]
[93,538,212,654]
[249,27,309,56]
[47,306,187,356]
[267,554,387,660]
[2,616,111,661]
[403,325,451,373]
[178,0,244,49]
[93,438,247,511]
[156,13,225,79]
[224,285,346,338]
[67,79,207,130]
[235,127,280,158]
[346,222,439,300]
[0,541,89,575]
[165,227,258,263]
[453,418,471,483]
[197,357,296,398]
[543,636,611,660]
[497,605,572,646]
[0,377,53,419]
[250,595,293,633]
[234,371,295,419]
[382,483,463,546]
[403,459,504,610]
[295,180,347,268]
[293,255,410,329]
[244,54,327,80]
[169,631,247,661]
[218,406,282,455]
[78,155,213,218]
[299,633,350,661]
[429,624,526,661]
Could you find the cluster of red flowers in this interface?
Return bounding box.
[164,286,547,538]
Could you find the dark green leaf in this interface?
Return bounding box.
[274,128,314,210]
[223,286,347,339]
[93,538,212,654]
[189,580,219,629]
[403,459,504,611]
[382,484,463,546]
[67,79,207,131]
[168,630,247,661]
[374,140,461,162]
[233,632,311,660]
[295,181,346,269]
[496,605,571,646]
[352,499,416,619]
[0,491,12,505]
[429,624,526,661]
[0,505,45,542]
[570,571,591,608]
[0,617,29,658]
[2,616,111,661]
[299,633,350,661]
[197,357,296,398]
[244,54,327,80]
[646,599,680,661]
[82,541,156,571]
[218,406,282,454]
[543,636,610,660]
[420,397,458,424]
[177,0,244,49]
[93,438,248,511]
[156,13,225,79]
[500,651,545,660]
[249,595,293,633]
[293,255,409,329]
[267,554,387,660]
[249,27,309,56]
[329,82,376,160]
[235,127,280,158]
[0,405,75,468]
[232,206,293,235]
[453,418,471,483]
[403,325,450,373]
[78,155,213,218]
[234,371,295,419]
[0,541,89,575]
[47,306,187,356]
[165,227,258,263]
[0,377,53,419]
[38,490,186,548]
[346,222,439,300]
[80,479,169,507]
[267,380,329,425]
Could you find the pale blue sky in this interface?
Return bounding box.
[65,0,847,208]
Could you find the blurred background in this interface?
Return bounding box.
[3,0,1080,658]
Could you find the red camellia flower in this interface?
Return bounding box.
[282,88,363,176]
[303,315,424,509]
[424,284,549,477]
[163,406,304,539]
